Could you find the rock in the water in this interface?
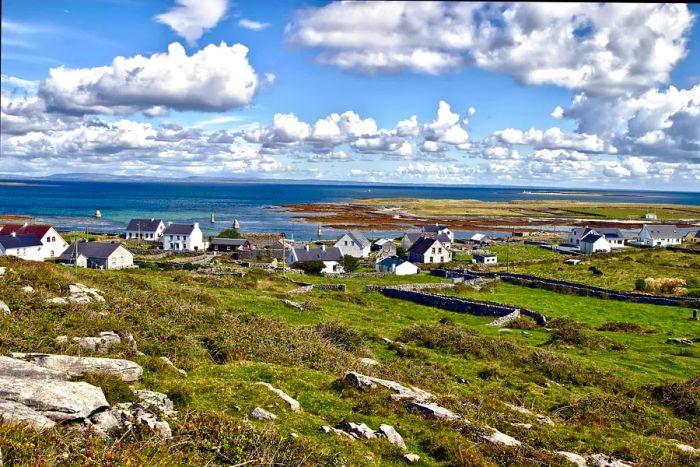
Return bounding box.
[0,355,67,380]
[0,400,56,429]
[251,407,277,420]
[0,375,108,421]
[667,337,693,345]
[10,353,142,382]
[255,382,301,412]
[344,372,433,402]
[357,358,379,366]
[21,285,35,294]
[133,390,175,415]
[553,451,587,467]
[377,424,406,450]
[337,420,376,439]
[160,356,187,376]
[0,300,10,314]
[72,332,121,354]
[404,453,420,463]
[408,401,459,420]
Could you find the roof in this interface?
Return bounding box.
[470,233,490,242]
[422,224,449,233]
[210,238,248,246]
[581,234,605,243]
[407,237,441,255]
[374,238,392,246]
[59,242,125,260]
[292,246,343,262]
[642,224,680,239]
[595,228,624,239]
[474,254,497,259]
[245,233,288,248]
[404,231,450,247]
[338,230,370,249]
[126,219,163,232]
[0,224,53,238]
[377,257,401,267]
[163,223,197,235]
[0,234,43,249]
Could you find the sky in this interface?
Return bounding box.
[1,1,699,190]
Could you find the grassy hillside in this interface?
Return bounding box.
[1,257,698,466]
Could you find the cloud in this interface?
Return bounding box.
[156,0,228,45]
[238,19,270,31]
[1,75,40,92]
[38,42,262,116]
[492,127,615,154]
[287,2,694,95]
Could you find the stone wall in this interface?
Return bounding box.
[365,282,456,292]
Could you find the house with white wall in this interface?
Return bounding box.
[407,237,451,264]
[569,227,625,249]
[287,244,344,274]
[376,257,419,275]
[580,234,611,254]
[0,234,45,261]
[401,231,452,251]
[58,242,133,269]
[422,223,454,242]
[334,230,371,258]
[125,219,165,242]
[162,223,206,251]
[637,224,682,247]
[0,223,67,259]
[473,254,497,264]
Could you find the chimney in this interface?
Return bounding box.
[304,244,310,251]
[11,232,16,237]
[150,218,154,222]
[193,222,199,229]
[167,221,173,226]
[321,244,326,251]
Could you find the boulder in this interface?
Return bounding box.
[255,382,301,412]
[21,286,35,294]
[0,355,67,380]
[408,401,459,420]
[133,390,175,415]
[131,405,172,439]
[344,372,433,402]
[160,356,187,376]
[45,297,68,305]
[481,426,521,446]
[675,443,699,454]
[337,420,376,439]
[0,375,108,421]
[9,353,142,382]
[251,407,277,421]
[588,454,633,467]
[72,332,121,354]
[321,425,356,440]
[68,283,105,303]
[667,338,693,345]
[377,424,406,450]
[0,400,56,429]
[88,409,123,438]
[357,358,380,366]
[282,299,304,310]
[0,266,6,276]
[404,453,420,463]
[553,451,587,467]
[0,300,10,314]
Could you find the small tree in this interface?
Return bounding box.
[341,255,360,272]
[396,245,407,258]
[293,261,325,274]
[635,278,646,291]
[218,228,239,239]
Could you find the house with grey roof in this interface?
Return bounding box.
[372,238,397,258]
[422,223,454,242]
[58,241,133,269]
[162,222,205,251]
[287,244,344,274]
[208,238,250,253]
[569,227,625,249]
[580,233,611,254]
[637,224,681,247]
[0,233,45,262]
[334,230,371,258]
[375,257,419,275]
[125,218,165,242]
[407,237,451,264]
[401,231,452,251]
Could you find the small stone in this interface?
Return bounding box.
[357,358,379,366]
[498,328,513,333]
[55,336,69,344]
[587,453,633,467]
[674,443,700,454]
[21,286,35,294]
[255,382,301,412]
[133,390,175,415]
[337,420,376,439]
[408,402,459,420]
[0,267,6,276]
[511,422,533,429]
[0,300,10,314]
[481,426,521,446]
[160,356,187,376]
[251,407,277,420]
[45,297,68,305]
[377,424,406,450]
[404,453,420,463]
[553,451,587,467]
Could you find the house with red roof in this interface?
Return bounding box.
[0,223,68,259]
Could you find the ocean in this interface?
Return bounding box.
[1,180,699,240]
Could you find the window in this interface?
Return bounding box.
[431,247,435,253]
[345,241,348,246]
[440,256,444,262]
[430,256,434,262]
[438,248,442,253]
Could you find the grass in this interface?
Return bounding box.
[1,256,699,466]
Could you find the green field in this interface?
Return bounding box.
[1,257,698,466]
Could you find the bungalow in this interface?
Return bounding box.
[473,254,497,265]
[287,244,344,274]
[0,223,67,259]
[0,233,44,261]
[422,223,454,242]
[376,257,419,276]
[125,219,165,242]
[162,223,205,251]
[58,242,133,270]
[683,230,700,244]
[580,234,611,254]
[372,239,397,258]
[407,237,451,264]
[569,227,625,249]
[469,233,493,246]
[637,224,682,247]
[208,238,250,253]
[334,230,371,258]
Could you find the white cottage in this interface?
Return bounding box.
[58,242,133,269]
[162,223,206,251]
[407,237,451,264]
[0,223,67,259]
[0,234,45,261]
[580,234,611,253]
[376,257,419,275]
[287,244,344,274]
[637,224,682,247]
[422,223,454,242]
[125,219,165,241]
[334,230,371,258]
[473,254,497,264]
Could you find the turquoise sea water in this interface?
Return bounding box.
[0,180,698,240]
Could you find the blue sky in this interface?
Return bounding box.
[1,1,699,189]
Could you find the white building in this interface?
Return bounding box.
[407,237,452,264]
[401,231,452,251]
[0,233,45,261]
[162,223,206,251]
[287,244,344,274]
[580,234,611,253]
[0,223,67,259]
[637,224,682,247]
[334,230,371,258]
[376,257,419,275]
[422,224,454,242]
[125,219,165,241]
[569,227,625,249]
[58,242,134,270]
[473,254,497,264]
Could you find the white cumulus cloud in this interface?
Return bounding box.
[156,0,228,45]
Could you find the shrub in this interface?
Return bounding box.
[547,321,625,351]
[651,374,700,421]
[643,277,687,295]
[217,228,239,239]
[292,261,325,274]
[399,324,517,359]
[506,315,538,330]
[314,321,365,353]
[598,322,652,334]
[635,278,646,291]
[340,254,360,272]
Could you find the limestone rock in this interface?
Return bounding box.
[337,420,376,439]
[321,425,356,440]
[9,353,142,382]
[667,337,693,345]
[377,424,406,450]
[344,371,433,402]
[357,358,380,366]
[404,453,420,463]
[675,443,699,454]
[0,375,108,421]
[89,409,123,437]
[21,285,35,294]
[0,300,10,314]
[0,355,67,380]
[72,332,121,354]
[553,451,587,467]
[133,390,175,415]
[68,283,105,303]
[0,400,56,429]
[282,299,304,310]
[132,405,172,439]
[481,426,521,446]
[45,297,68,305]
[255,382,301,412]
[408,401,459,420]
[511,422,533,429]
[160,356,187,376]
[251,407,277,420]
[0,266,6,276]
[505,403,554,425]
[588,453,633,467]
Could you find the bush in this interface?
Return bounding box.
[652,374,700,421]
[217,228,239,239]
[340,254,360,272]
[292,261,325,274]
[399,323,517,359]
[314,321,365,353]
[635,278,646,291]
[598,322,652,334]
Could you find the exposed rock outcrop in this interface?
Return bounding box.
[408,401,459,420]
[344,371,433,402]
[0,299,10,314]
[251,407,277,420]
[56,332,121,354]
[0,400,56,429]
[255,382,301,412]
[21,285,35,294]
[9,353,143,382]
[160,356,187,376]
[378,424,406,450]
